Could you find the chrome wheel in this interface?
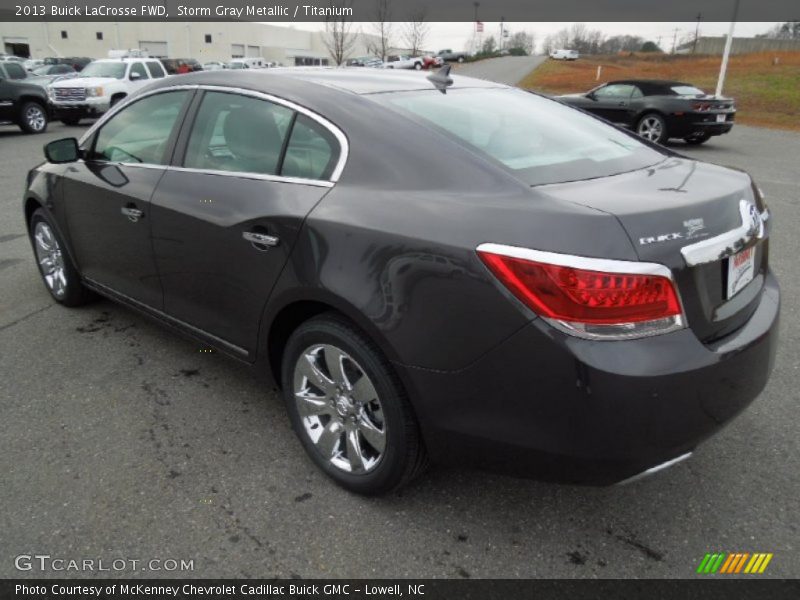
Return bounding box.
[293,344,386,474]
[25,105,46,132]
[637,116,664,142]
[33,221,67,298]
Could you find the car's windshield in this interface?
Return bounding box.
[32,66,51,75]
[671,85,706,96]
[373,88,665,186]
[79,62,126,79]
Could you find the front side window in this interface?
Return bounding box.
[183,91,293,176]
[374,88,665,186]
[593,84,635,99]
[4,62,27,79]
[282,114,339,180]
[130,62,149,80]
[92,91,189,164]
[146,62,165,78]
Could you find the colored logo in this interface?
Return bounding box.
[697,552,773,574]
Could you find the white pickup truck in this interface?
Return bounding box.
[383,55,424,70]
[48,57,168,125]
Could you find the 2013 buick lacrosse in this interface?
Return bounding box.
[23,68,779,494]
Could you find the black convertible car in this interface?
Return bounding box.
[558,79,736,145]
[24,68,777,494]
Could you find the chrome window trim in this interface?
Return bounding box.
[78,83,349,185]
[476,243,687,341]
[681,199,768,267]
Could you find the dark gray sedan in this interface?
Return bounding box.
[23,69,778,494]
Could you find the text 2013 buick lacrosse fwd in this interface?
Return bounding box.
[23,68,778,494]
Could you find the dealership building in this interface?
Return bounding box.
[0,21,380,65]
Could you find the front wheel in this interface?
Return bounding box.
[29,208,93,306]
[457,56,465,63]
[19,101,48,134]
[282,314,427,495]
[636,113,668,144]
[414,62,422,70]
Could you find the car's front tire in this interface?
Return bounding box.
[282,314,427,495]
[636,113,668,144]
[19,101,48,134]
[414,62,422,70]
[457,56,465,63]
[29,208,93,306]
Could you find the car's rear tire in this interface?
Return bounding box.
[29,208,93,306]
[457,56,465,63]
[636,113,668,144]
[19,101,48,134]
[685,132,711,145]
[60,116,82,126]
[414,62,422,70]
[282,313,427,495]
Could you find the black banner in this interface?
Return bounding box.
[2,580,800,600]
[1,0,798,23]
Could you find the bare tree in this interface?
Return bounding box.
[371,0,393,61]
[403,9,429,56]
[323,0,356,65]
[507,31,536,55]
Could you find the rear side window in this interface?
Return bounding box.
[130,62,149,80]
[671,85,706,96]
[4,62,27,79]
[281,114,339,180]
[92,91,189,164]
[147,62,165,78]
[183,91,293,176]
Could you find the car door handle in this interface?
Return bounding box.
[121,206,144,223]
[243,231,279,249]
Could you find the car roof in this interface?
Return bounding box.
[172,67,506,95]
[608,79,691,88]
[96,57,154,63]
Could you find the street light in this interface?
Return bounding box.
[715,0,741,98]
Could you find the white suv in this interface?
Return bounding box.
[48,57,168,125]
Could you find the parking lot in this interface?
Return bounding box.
[1,120,798,579]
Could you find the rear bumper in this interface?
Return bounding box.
[400,270,779,484]
[670,113,735,137]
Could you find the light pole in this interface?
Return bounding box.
[715,0,741,98]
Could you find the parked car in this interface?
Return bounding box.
[23,69,777,494]
[557,79,736,145]
[24,59,45,72]
[550,49,579,60]
[202,61,227,71]
[48,57,168,125]
[26,71,79,90]
[0,61,49,133]
[422,55,444,70]
[437,49,468,63]
[31,64,76,77]
[43,56,93,71]
[228,57,266,69]
[0,55,26,63]
[162,58,203,75]
[383,55,424,70]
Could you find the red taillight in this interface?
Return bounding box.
[478,249,681,326]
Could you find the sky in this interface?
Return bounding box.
[273,21,782,53]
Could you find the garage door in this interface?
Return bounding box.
[139,41,168,58]
[231,44,244,58]
[247,45,260,57]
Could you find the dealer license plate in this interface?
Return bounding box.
[716,113,727,123]
[727,246,755,299]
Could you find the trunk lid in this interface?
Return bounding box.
[538,157,768,342]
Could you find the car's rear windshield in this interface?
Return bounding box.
[671,85,706,96]
[372,88,665,186]
[79,62,126,79]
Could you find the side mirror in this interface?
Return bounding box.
[44,138,80,163]
[129,71,142,80]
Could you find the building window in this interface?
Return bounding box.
[205,34,212,43]
[96,32,103,40]
[61,30,68,39]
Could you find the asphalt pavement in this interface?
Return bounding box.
[455,55,547,85]
[1,114,799,579]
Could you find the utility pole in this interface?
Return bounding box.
[670,27,680,54]
[693,13,702,53]
[715,0,741,98]
[499,17,504,50]
[473,2,481,54]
